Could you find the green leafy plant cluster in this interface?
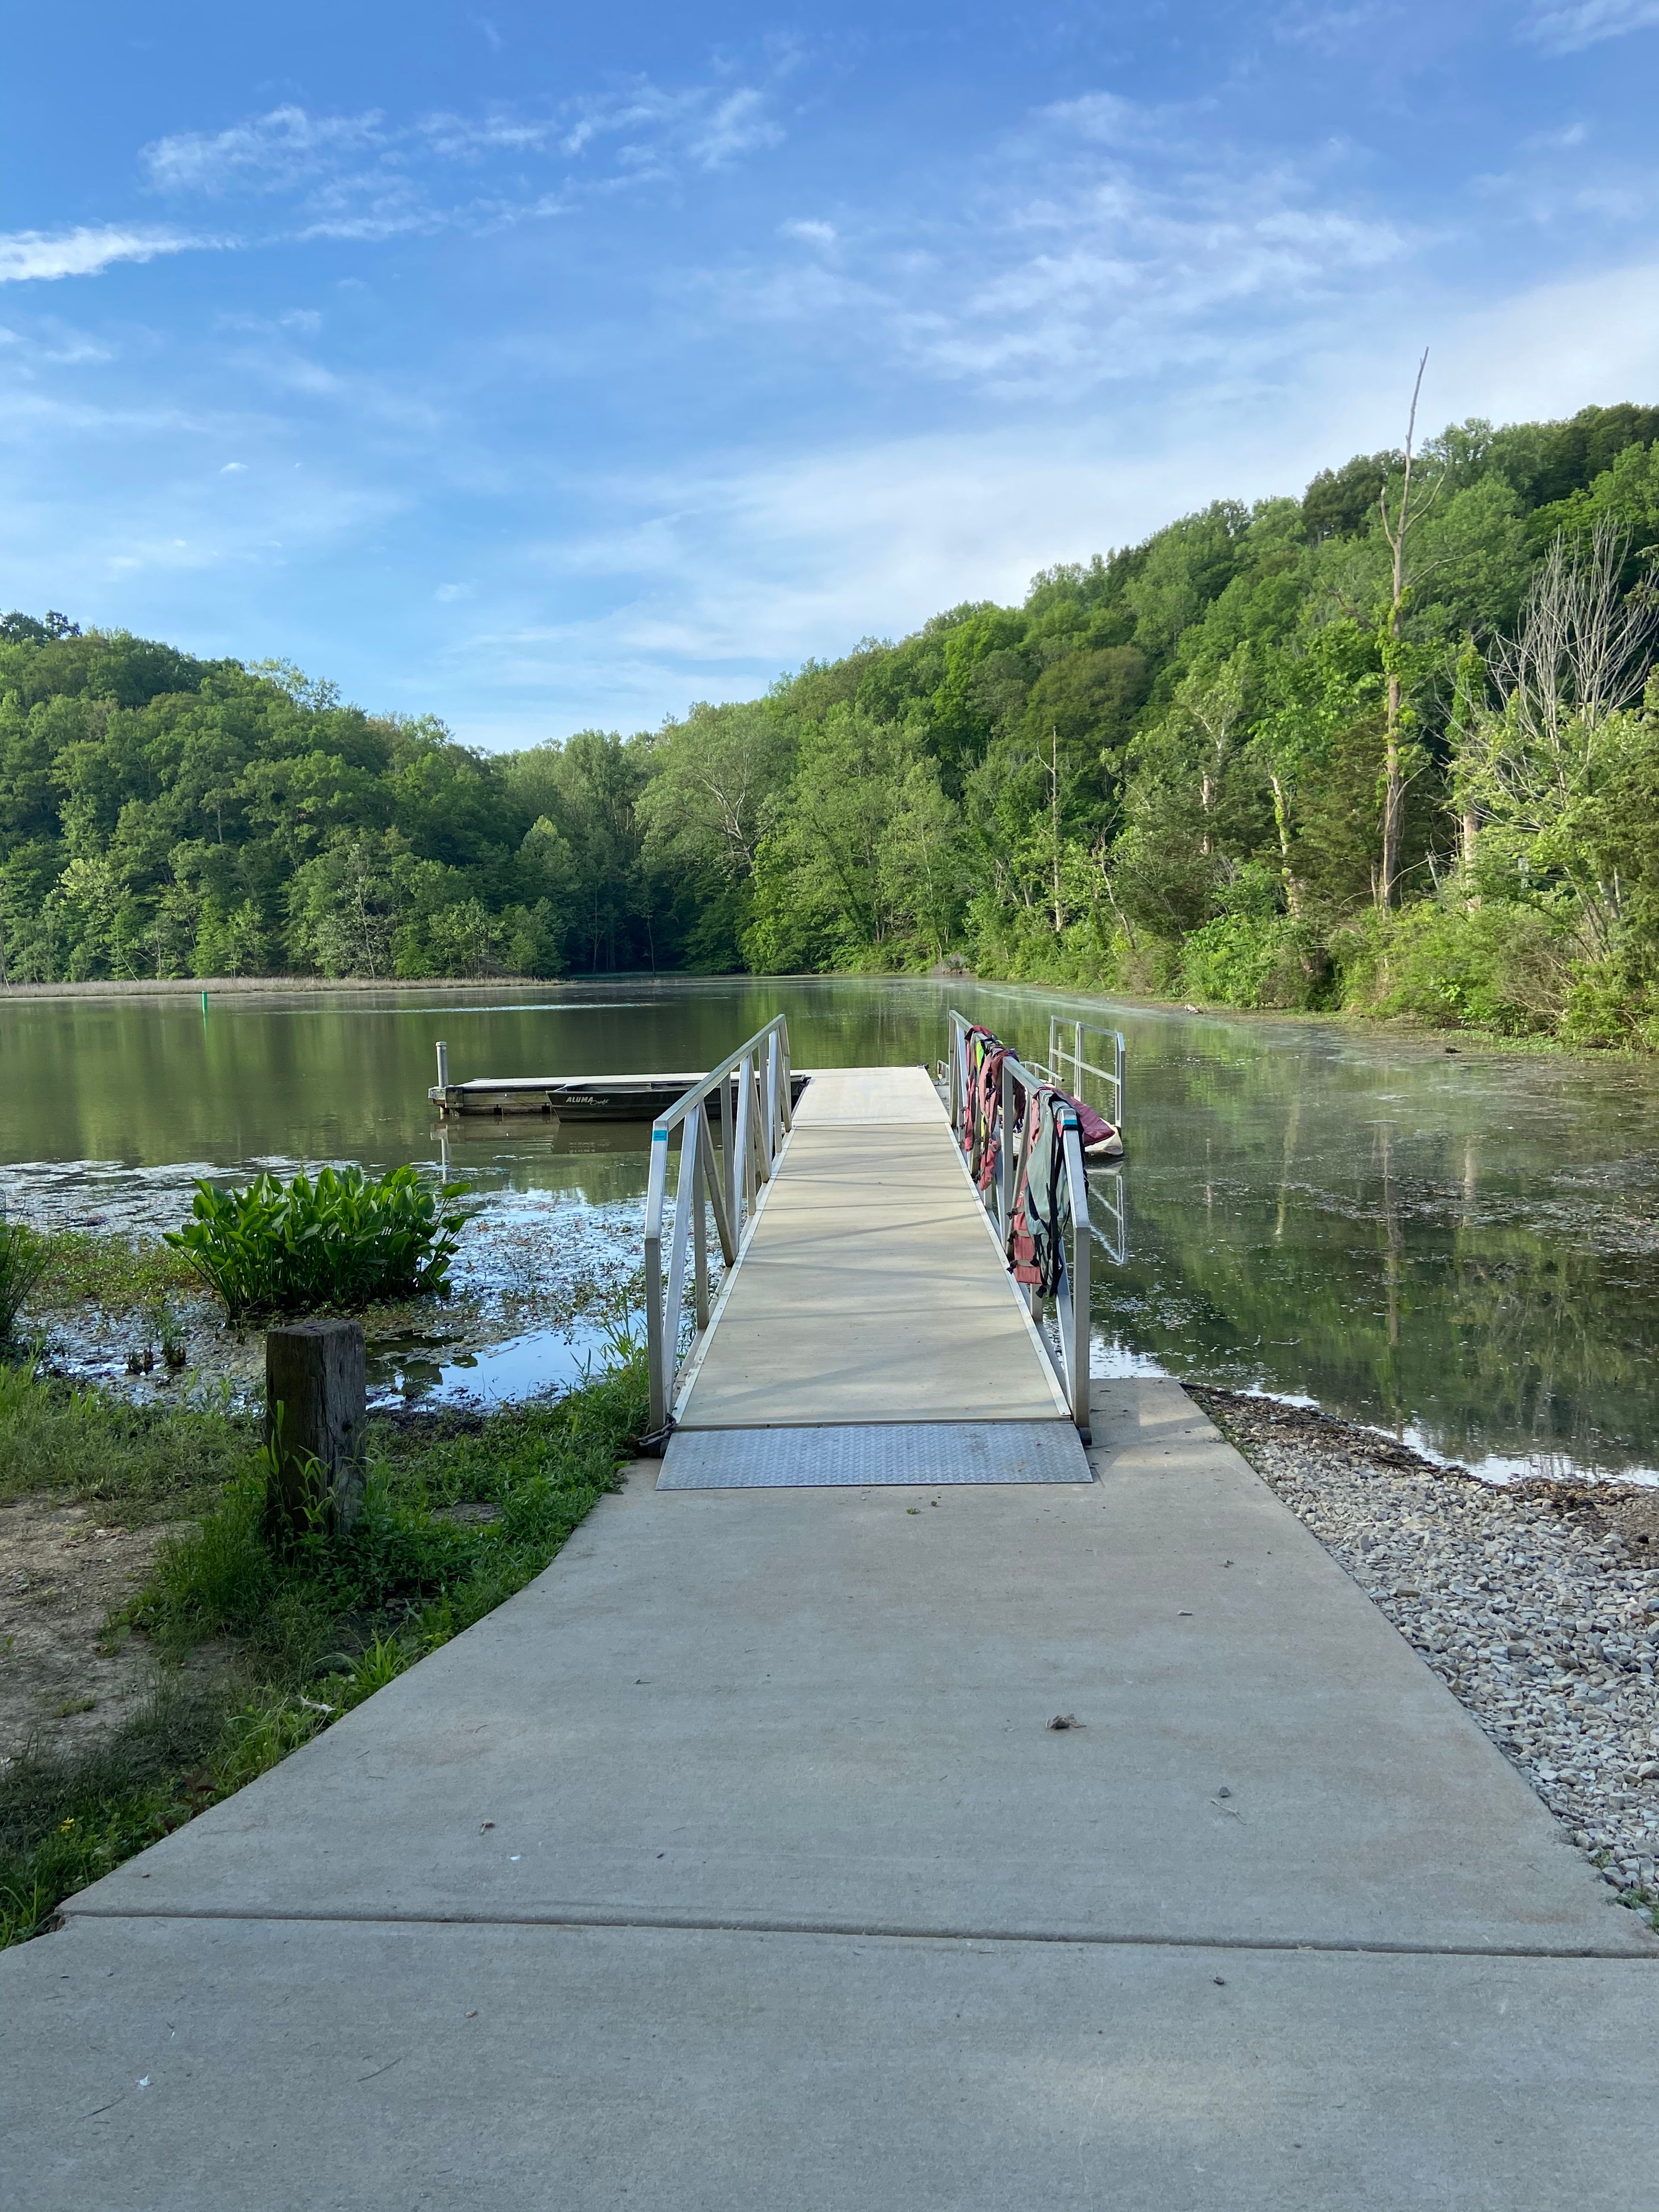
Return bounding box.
[165,1165,470,1321]
[0,1347,648,1945]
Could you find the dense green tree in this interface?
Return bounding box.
[4,398,1658,1040]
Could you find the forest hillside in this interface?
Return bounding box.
[4,400,1659,1047]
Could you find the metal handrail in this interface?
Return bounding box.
[1031,1014,1126,1265]
[947,1010,1092,1440]
[643,1014,793,1440]
[1046,1014,1125,1131]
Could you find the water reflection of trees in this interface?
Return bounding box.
[1091,1023,1659,1475]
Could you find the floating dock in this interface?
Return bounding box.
[427,1042,810,1121]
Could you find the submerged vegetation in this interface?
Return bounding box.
[165,1165,470,1322]
[0,1350,647,1945]
[4,399,1659,1045]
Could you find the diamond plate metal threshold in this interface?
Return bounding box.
[657,1421,1093,1489]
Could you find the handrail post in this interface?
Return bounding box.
[1063,1116,1091,1440]
[645,1127,670,1435]
[750,1058,771,1184]
[724,1071,739,1230]
[692,1106,709,1332]
[736,1052,754,1220]
[998,1055,1016,1240]
[660,1116,698,1388]
[699,1109,736,1265]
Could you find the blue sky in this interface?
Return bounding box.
[3,2,1658,747]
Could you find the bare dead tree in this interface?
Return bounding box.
[1485,520,1658,800]
[1174,652,1249,856]
[1377,350,1443,906]
[1464,518,1659,951]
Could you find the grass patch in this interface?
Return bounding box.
[0,1361,258,1519]
[32,1229,200,1314]
[0,1350,648,1944]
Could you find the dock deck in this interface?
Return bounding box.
[658,1063,1088,1487]
[676,1065,1067,1430]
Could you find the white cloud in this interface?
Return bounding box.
[1268,3,1392,54]
[1522,0,1659,50]
[143,106,386,195]
[0,225,217,284]
[292,208,439,244]
[685,89,782,170]
[219,461,247,473]
[1038,91,1187,149]
[699,92,1410,402]
[142,76,786,240]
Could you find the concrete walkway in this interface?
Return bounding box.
[4,1382,1654,2209]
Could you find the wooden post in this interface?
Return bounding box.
[265,1320,366,1541]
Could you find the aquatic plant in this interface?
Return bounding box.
[165,1166,471,1322]
[0,1221,48,1344]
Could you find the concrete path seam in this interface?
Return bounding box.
[59,1902,1659,1960]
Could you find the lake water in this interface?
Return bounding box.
[2,976,1656,1484]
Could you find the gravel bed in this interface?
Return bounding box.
[1191,1388,1659,1932]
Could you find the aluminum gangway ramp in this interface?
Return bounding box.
[658,1064,1091,1488]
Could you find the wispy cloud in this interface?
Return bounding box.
[6,63,790,297]
[779,218,838,249]
[140,72,787,243]
[143,106,387,195]
[1269,2,1395,54]
[704,92,1408,401]
[0,225,220,284]
[1521,0,1659,51]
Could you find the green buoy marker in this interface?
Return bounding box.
[201,990,209,1015]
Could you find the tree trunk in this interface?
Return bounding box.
[1268,773,1302,917]
[1378,351,1431,909]
[1050,725,1063,935]
[1380,668,1404,907]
